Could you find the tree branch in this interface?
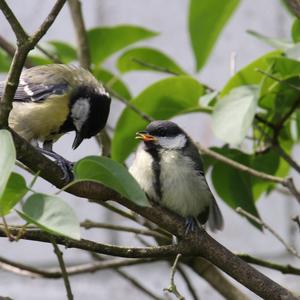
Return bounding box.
[238,253,300,276]
[284,0,300,18]
[0,0,66,128]
[67,0,90,69]
[7,132,299,299]
[81,219,170,241]
[0,254,156,278]
[51,239,73,300]
[198,143,300,204]
[189,257,251,300]
[236,207,300,259]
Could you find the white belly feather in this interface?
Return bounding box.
[130,147,212,218]
[159,150,211,217]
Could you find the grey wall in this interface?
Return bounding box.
[0,1,299,299]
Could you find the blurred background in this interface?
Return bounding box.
[0,0,299,299]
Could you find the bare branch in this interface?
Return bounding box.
[51,240,73,300]
[116,268,165,300]
[284,0,300,18]
[0,0,27,43]
[177,265,200,300]
[236,207,300,259]
[198,144,300,204]
[189,257,251,300]
[238,253,300,276]
[68,0,90,69]
[6,132,299,299]
[0,0,66,128]
[164,254,185,300]
[0,254,156,278]
[81,220,170,241]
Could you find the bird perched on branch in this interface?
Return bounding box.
[130,120,224,233]
[0,64,111,180]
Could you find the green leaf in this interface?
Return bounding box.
[87,25,158,65]
[0,49,11,73]
[268,56,300,79]
[93,67,131,100]
[74,156,149,207]
[19,193,80,240]
[48,41,77,63]
[117,47,186,75]
[251,151,280,199]
[212,85,259,145]
[112,76,204,162]
[292,19,300,43]
[247,30,294,50]
[222,50,282,96]
[210,148,260,223]
[0,173,27,216]
[0,130,16,199]
[28,55,52,66]
[189,0,240,71]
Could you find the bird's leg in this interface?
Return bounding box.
[184,216,198,235]
[38,141,74,182]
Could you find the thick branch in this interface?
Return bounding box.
[8,132,298,300]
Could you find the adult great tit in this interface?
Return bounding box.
[129,120,224,233]
[0,64,111,179]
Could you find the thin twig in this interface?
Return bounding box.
[68,0,90,69]
[93,200,172,239]
[0,0,66,127]
[0,0,27,43]
[0,254,157,278]
[51,239,73,300]
[81,220,169,241]
[164,254,185,300]
[132,57,181,76]
[107,88,154,122]
[116,268,165,300]
[256,68,300,91]
[177,265,200,300]
[292,215,300,231]
[236,207,300,259]
[238,253,300,275]
[198,144,300,204]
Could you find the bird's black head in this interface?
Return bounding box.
[136,120,188,150]
[70,86,111,149]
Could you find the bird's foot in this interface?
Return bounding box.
[184,217,197,235]
[38,148,74,182]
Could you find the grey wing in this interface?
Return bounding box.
[0,80,69,102]
[184,138,224,231]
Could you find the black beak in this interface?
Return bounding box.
[72,132,84,149]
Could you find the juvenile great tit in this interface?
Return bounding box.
[129,120,224,232]
[0,64,111,179]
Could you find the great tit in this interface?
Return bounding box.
[129,120,224,232]
[0,64,111,179]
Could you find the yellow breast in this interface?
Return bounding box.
[9,94,70,142]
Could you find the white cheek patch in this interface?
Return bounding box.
[71,97,90,131]
[158,134,187,149]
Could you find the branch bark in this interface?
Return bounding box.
[0,0,66,127]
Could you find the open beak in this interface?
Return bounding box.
[135,131,157,142]
[72,132,84,149]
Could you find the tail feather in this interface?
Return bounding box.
[208,198,224,231]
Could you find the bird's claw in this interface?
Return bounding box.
[184,217,197,235]
[55,158,74,182]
